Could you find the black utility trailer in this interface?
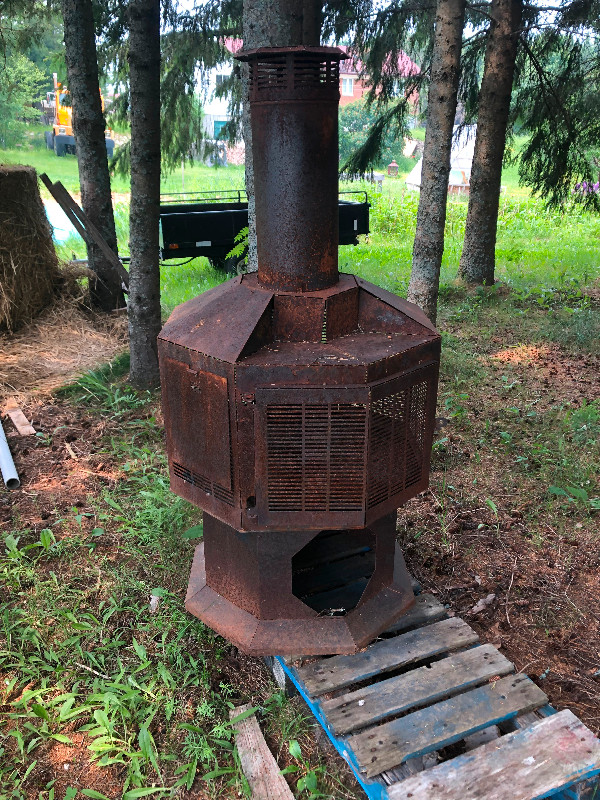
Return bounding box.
[159,189,370,271]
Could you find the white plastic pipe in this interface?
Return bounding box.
[0,417,20,489]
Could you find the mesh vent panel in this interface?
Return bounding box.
[406,380,428,487]
[266,403,366,512]
[173,462,235,507]
[251,57,340,92]
[367,377,429,509]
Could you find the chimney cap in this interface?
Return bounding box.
[235,45,345,62]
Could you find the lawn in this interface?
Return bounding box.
[0,127,245,197]
[1,136,600,799]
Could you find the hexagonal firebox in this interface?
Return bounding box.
[158,46,441,656]
[159,273,440,534]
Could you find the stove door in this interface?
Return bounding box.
[161,358,233,499]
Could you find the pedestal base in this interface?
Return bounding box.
[185,514,415,656]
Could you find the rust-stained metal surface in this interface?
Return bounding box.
[237,47,344,292]
[186,512,415,656]
[159,46,441,656]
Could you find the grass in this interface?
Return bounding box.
[5,126,599,311]
[50,170,600,317]
[2,127,600,798]
[433,290,600,524]
[1,368,353,799]
[0,127,245,197]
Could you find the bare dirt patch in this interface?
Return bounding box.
[0,399,126,534]
[489,342,600,410]
[35,733,123,799]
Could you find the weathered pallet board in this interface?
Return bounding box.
[349,672,548,778]
[321,643,514,735]
[229,704,294,800]
[386,710,600,800]
[296,616,479,697]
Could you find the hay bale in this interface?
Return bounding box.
[0,165,61,332]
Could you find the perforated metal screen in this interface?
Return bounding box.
[265,403,367,513]
[255,366,436,526]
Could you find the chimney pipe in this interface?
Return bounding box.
[237,46,344,292]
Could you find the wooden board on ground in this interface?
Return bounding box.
[321,643,514,735]
[296,617,479,697]
[3,398,35,435]
[349,672,548,778]
[387,710,600,800]
[229,704,294,800]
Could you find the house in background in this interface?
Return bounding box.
[200,38,243,164]
[201,62,241,163]
[198,41,421,165]
[338,45,421,109]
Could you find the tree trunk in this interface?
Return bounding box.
[242,0,321,272]
[458,0,523,284]
[407,0,466,324]
[61,0,124,311]
[127,0,161,388]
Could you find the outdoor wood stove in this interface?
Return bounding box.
[158,46,441,656]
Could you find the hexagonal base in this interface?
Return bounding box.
[185,539,415,657]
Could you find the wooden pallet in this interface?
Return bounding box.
[268,590,600,800]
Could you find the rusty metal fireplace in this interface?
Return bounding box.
[158,46,441,656]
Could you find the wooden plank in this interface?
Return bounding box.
[229,704,294,800]
[322,644,514,735]
[40,174,129,289]
[52,181,129,286]
[3,399,35,436]
[384,593,447,634]
[40,173,91,242]
[386,710,600,800]
[297,617,479,697]
[349,673,548,778]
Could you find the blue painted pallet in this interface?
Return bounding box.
[272,594,600,800]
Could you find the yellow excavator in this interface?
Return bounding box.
[45,73,114,158]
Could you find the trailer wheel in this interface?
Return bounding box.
[45,131,54,150]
